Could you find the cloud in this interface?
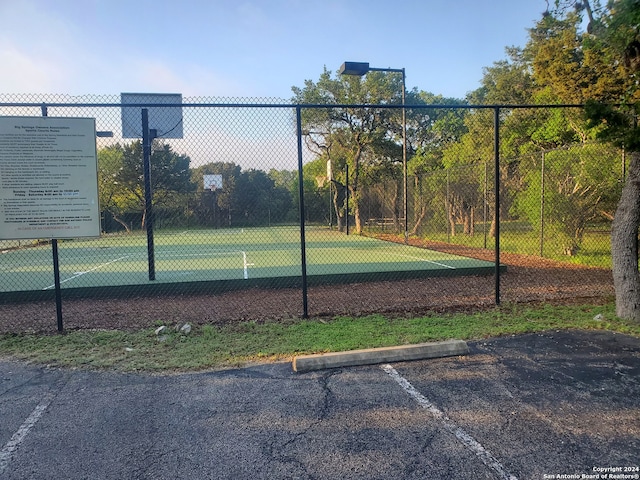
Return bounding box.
[119,59,270,99]
[0,1,93,94]
[0,44,66,93]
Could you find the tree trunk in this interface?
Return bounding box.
[110,211,131,233]
[611,151,640,322]
[410,203,428,236]
[347,183,363,234]
[332,180,346,231]
[463,205,474,235]
[489,215,496,238]
[391,181,400,231]
[448,203,456,237]
[354,202,363,234]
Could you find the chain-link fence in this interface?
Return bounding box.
[0,96,618,326]
[363,143,622,264]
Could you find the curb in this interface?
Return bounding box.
[292,339,469,373]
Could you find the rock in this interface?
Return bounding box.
[179,323,192,335]
[124,347,134,352]
[157,335,169,343]
[155,325,167,335]
[593,314,604,321]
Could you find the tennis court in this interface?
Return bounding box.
[0,226,498,300]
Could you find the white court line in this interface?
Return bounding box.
[242,251,250,280]
[174,228,245,236]
[159,251,242,258]
[157,250,252,280]
[0,389,57,476]
[381,364,518,480]
[340,247,457,270]
[392,253,456,269]
[42,255,131,290]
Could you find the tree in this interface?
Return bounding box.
[113,141,195,228]
[546,0,640,320]
[267,169,296,223]
[235,169,278,227]
[191,162,242,227]
[407,94,469,236]
[292,67,413,233]
[190,163,296,228]
[514,144,622,255]
[458,48,542,239]
[97,145,137,232]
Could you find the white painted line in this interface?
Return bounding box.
[42,255,131,290]
[159,251,241,258]
[381,364,518,480]
[0,390,56,475]
[242,251,249,279]
[159,250,251,279]
[393,253,457,269]
[329,247,457,270]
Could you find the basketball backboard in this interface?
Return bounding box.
[203,174,223,191]
[120,93,183,139]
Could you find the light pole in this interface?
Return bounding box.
[339,61,408,243]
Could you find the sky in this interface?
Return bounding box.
[0,0,552,101]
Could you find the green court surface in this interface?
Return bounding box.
[0,226,498,301]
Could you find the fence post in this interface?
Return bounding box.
[540,151,546,257]
[142,109,156,281]
[484,161,488,249]
[446,170,450,243]
[296,106,308,318]
[494,107,501,305]
[345,164,350,235]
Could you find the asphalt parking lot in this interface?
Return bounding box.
[0,329,638,480]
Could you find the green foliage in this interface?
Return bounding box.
[292,67,433,232]
[585,100,640,150]
[2,302,636,372]
[513,143,622,254]
[188,161,297,227]
[471,48,534,105]
[97,142,195,230]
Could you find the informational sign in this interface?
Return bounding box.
[0,116,101,240]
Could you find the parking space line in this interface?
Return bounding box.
[381,364,518,480]
[0,388,57,476]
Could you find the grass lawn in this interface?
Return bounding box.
[1,301,637,373]
[423,223,612,268]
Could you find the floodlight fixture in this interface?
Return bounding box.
[339,62,370,76]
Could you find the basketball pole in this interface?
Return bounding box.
[142,109,157,281]
[327,160,333,229]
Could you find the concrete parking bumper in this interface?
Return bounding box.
[292,339,469,372]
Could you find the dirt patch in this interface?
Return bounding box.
[0,239,614,334]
